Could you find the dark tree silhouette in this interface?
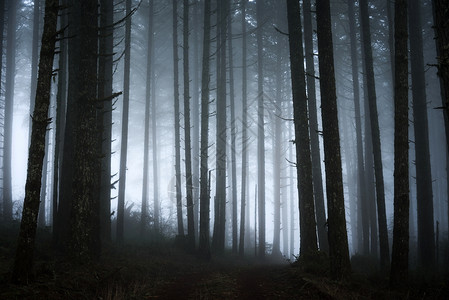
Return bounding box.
[256,0,266,258]
[173,0,184,239]
[303,0,328,254]
[70,0,100,260]
[11,0,58,284]
[183,0,195,250]
[198,0,212,259]
[409,0,436,272]
[390,0,410,287]
[359,0,390,268]
[238,0,248,257]
[117,0,133,245]
[347,0,369,255]
[286,0,318,256]
[316,0,351,280]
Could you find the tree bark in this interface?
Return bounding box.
[117,0,132,245]
[286,0,318,256]
[183,0,195,250]
[359,0,390,268]
[316,0,351,280]
[347,0,369,255]
[390,0,409,287]
[198,0,212,258]
[256,0,266,258]
[173,0,184,239]
[212,0,227,253]
[70,0,100,260]
[432,0,449,151]
[227,0,238,255]
[303,0,328,254]
[409,0,435,272]
[98,0,114,242]
[11,0,58,283]
[238,0,248,257]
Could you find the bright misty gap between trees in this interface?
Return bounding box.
[0,0,448,297]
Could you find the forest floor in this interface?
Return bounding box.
[0,226,449,299]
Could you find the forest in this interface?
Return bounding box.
[0,0,448,298]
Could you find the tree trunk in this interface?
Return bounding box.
[192,0,201,244]
[141,0,154,235]
[0,0,4,219]
[390,0,409,287]
[198,0,212,259]
[256,0,266,259]
[315,0,351,280]
[28,0,40,148]
[183,0,195,251]
[409,0,436,272]
[359,0,390,268]
[212,0,227,253]
[173,0,184,239]
[117,0,132,245]
[347,0,369,255]
[70,0,100,260]
[432,0,449,151]
[227,0,238,255]
[238,0,248,257]
[11,0,58,283]
[3,0,18,222]
[286,0,318,256]
[303,0,328,254]
[98,0,114,242]
[151,23,159,236]
[52,0,67,244]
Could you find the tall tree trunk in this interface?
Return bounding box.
[0,0,4,219]
[238,0,248,257]
[316,0,351,280]
[360,40,379,258]
[151,25,159,236]
[272,1,285,258]
[390,0,409,287]
[347,0,369,255]
[117,0,132,245]
[286,0,318,256]
[142,0,154,235]
[289,119,296,259]
[98,0,114,242]
[3,0,18,222]
[192,0,201,244]
[70,0,100,260]
[52,21,65,231]
[227,0,238,255]
[11,0,58,283]
[256,0,266,258]
[432,0,449,253]
[359,0,390,268]
[432,0,449,151]
[173,0,184,238]
[212,0,227,253]
[183,0,195,250]
[409,0,435,271]
[29,0,40,148]
[303,0,328,254]
[198,0,212,258]
[57,0,80,250]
